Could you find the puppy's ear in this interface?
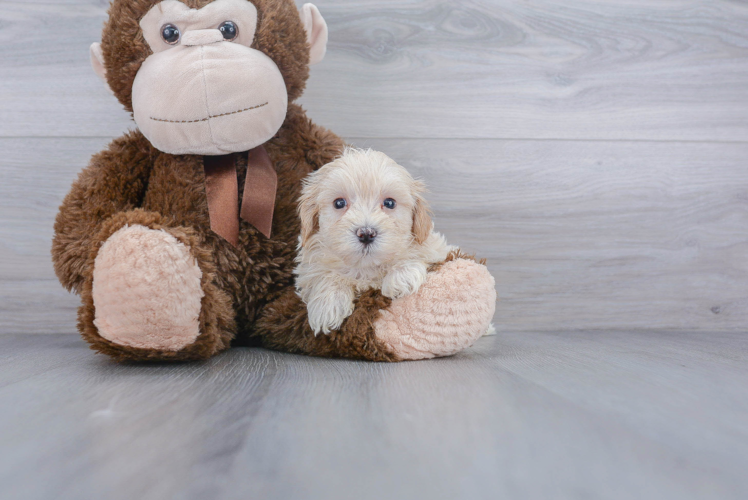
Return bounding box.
[411,182,433,245]
[298,177,320,247]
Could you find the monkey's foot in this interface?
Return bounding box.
[91,224,204,351]
[374,257,496,360]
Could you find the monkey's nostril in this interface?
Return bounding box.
[356,227,377,245]
[180,29,225,47]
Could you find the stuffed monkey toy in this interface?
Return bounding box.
[52,0,497,362]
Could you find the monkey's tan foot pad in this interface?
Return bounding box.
[374,258,496,360]
[92,225,204,351]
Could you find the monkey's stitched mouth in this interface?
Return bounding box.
[149,102,269,124]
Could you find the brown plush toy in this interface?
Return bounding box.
[52,0,497,363]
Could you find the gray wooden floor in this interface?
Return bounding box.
[1,331,747,500]
[1,0,748,498]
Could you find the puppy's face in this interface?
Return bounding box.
[299,149,432,266]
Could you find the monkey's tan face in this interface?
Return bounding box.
[131,0,288,155]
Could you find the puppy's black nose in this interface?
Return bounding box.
[357,227,377,245]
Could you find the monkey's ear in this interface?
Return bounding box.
[90,42,114,95]
[301,4,328,65]
[90,43,107,83]
[411,184,433,245]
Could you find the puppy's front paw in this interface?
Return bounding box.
[382,262,428,299]
[306,289,355,335]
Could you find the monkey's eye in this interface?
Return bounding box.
[333,198,347,209]
[161,24,181,45]
[383,198,396,209]
[219,21,239,41]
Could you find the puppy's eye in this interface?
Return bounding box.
[334,198,347,209]
[383,198,396,209]
[161,24,181,45]
[218,21,238,41]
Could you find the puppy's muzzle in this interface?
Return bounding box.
[356,227,377,245]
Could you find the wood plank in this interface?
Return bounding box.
[221,330,748,500]
[0,332,746,499]
[1,0,747,140]
[0,137,112,282]
[356,137,748,332]
[492,329,748,471]
[2,137,747,333]
[0,3,133,137]
[0,281,78,335]
[0,334,282,500]
[0,137,110,334]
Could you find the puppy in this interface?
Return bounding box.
[295,148,455,335]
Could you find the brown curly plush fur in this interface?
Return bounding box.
[427,248,487,273]
[53,0,484,363]
[52,0,408,362]
[255,289,398,362]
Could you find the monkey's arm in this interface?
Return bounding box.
[52,131,157,293]
[255,288,399,362]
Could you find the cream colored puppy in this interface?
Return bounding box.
[295,148,454,335]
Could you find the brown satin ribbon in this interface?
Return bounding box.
[203,145,277,247]
[241,146,277,240]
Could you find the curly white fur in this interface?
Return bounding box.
[294,148,454,335]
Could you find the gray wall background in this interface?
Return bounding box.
[1,0,747,334]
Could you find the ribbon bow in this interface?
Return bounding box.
[203,145,277,247]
